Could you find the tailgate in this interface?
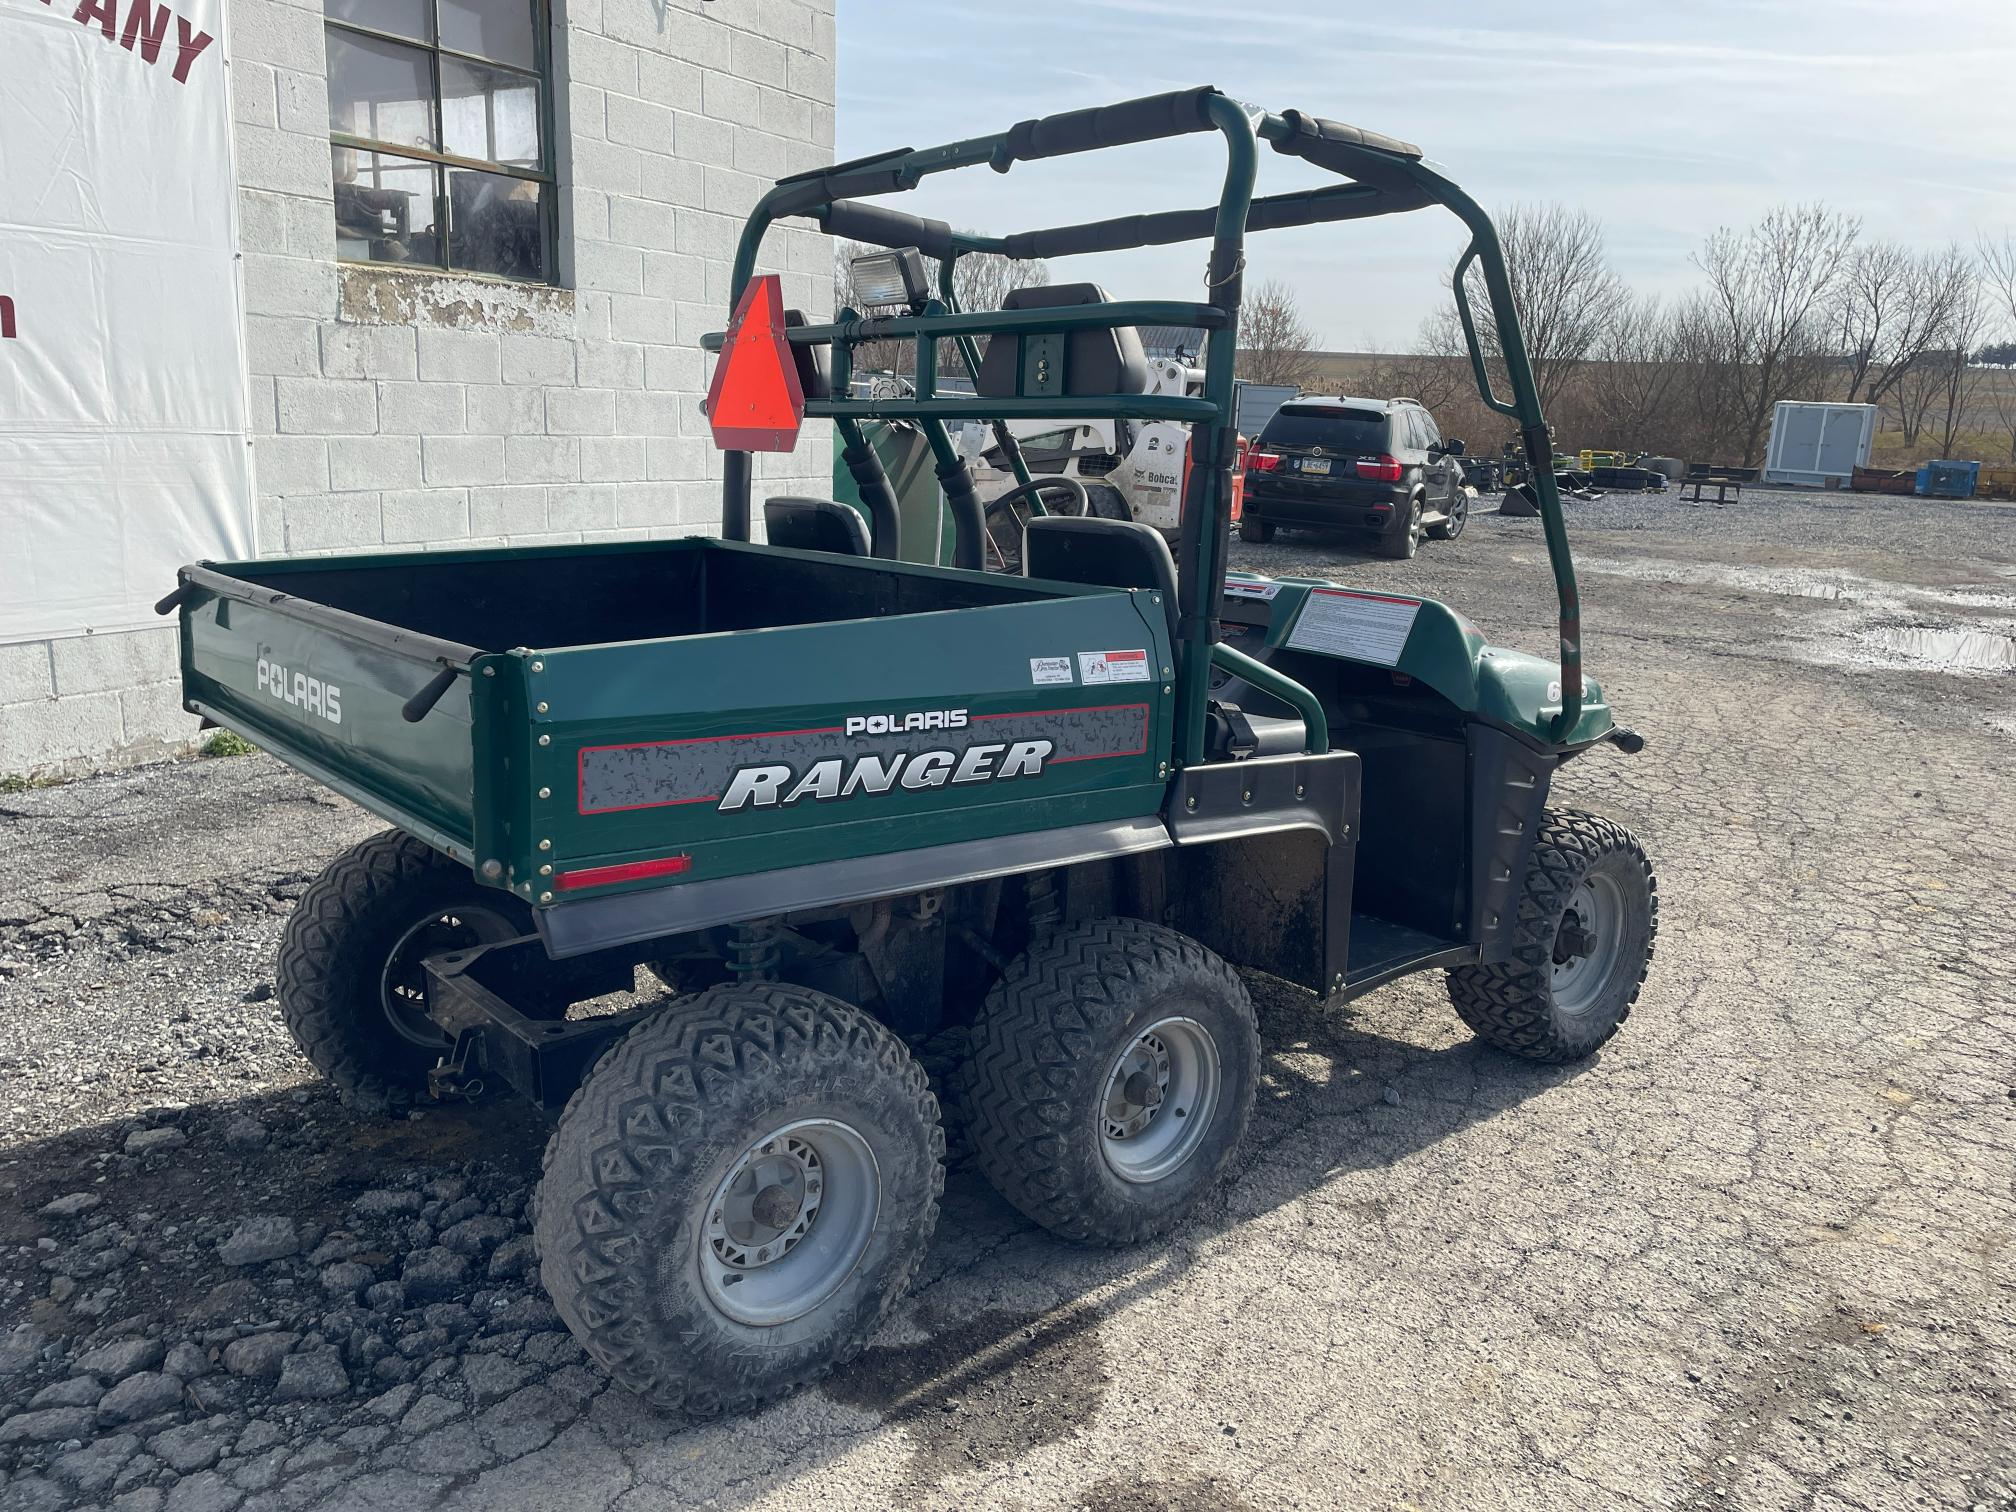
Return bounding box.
[172,565,481,860]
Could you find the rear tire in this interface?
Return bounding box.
[276,831,529,1111]
[534,983,944,1416]
[1238,514,1275,543]
[1380,494,1424,558]
[1444,809,1657,1062]
[962,918,1258,1246]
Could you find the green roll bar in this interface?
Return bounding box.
[711,86,1584,747]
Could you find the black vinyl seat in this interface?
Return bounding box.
[763,497,871,557]
[1022,515,1177,639]
[974,283,1149,399]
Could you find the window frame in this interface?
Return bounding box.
[324,0,560,285]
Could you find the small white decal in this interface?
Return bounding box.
[1223,579,1281,601]
[1079,649,1151,685]
[1029,656,1074,686]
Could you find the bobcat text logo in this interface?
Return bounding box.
[256,658,342,725]
[844,709,968,737]
[719,738,1051,812]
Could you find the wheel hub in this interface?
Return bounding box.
[697,1118,881,1327]
[1098,1017,1223,1185]
[1104,1034,1173,1141]
[1550,876,1626,1015]
[709,1135,823,1269]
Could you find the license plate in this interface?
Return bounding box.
[1300,457,1332,475]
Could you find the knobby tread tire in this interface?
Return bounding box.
[534,983,944,1417]
[1445,807,1658,1063]
[961,917,1258,1247]
[275,829,527,1111]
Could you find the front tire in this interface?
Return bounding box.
[534,984,943,1416]
[962,918,1259,1246]
[1445,809,1657,1062]
[1428,488,1472,540]
[276,831,529,1110]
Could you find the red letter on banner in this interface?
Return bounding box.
[120,0,169,60]
[703,274,805,453]
[171,16,214,82]
[72,0,116,38]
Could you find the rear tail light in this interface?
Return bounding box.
[555,853,693,892]
[1246,452,1281,473]
[1355,454,1403,483]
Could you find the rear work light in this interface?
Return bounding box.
[1246,452,1281,472]
[554,854,693,892]
[1355,454,1403,483]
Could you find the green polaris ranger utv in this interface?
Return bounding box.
[161,87,1656,1416]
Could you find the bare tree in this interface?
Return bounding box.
[1933,276,1992,456]
[1832,242,1973,405]
[1583,295,1688,454]
[1980,231,2016,327]
[1690,203,1861,464]
[1236,279,1322,389]
[1459,203,1631,416]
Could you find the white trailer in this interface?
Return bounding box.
[1763,402,1878,488]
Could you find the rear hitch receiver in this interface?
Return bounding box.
[1605,726,1646,755]
[428,1028,489,1102]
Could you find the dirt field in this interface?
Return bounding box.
[2,488,2012,1511]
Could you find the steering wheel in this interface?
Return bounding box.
[981,476,1090,573]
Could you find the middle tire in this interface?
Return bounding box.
[963,917,1259,1246]
[534,982,944,1416]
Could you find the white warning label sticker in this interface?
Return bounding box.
[1222,579,1281,602]
[1079,648,1152,685]
[1029,656,1074,686]
[1284,588,1421,666]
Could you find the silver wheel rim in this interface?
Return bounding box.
[698,1118,880,1327]
[1551,875,1625,1016]
[380,905,519,1048]
[1099,1016,1222,1185]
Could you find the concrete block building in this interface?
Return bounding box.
[0,0,835,779]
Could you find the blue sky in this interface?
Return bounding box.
[836,0,2016,350]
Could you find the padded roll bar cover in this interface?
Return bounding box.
[1001,183,1433,262]
[973,284,1150,400]
[1000,85,1220,167]
[762,497,873,557]
[1023,516,1179,640]
[817,199,957,262]
[1271,110,1424,194]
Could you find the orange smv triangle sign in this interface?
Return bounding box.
[704,274,805,452]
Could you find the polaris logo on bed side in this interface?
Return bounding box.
[719,739,1052,812]
[256,658,342,725]
[844,709,969,737]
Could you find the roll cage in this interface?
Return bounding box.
[705,85,1583,760]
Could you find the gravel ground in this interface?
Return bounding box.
[1,487,2012,1511]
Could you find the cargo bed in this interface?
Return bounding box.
[170,536,1175,917]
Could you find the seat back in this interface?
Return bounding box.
[1023,516,1177,640]
[763,497,870,557]
[974,284,1149,400]
[782,309,832,400]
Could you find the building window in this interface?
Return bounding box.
[325,0,556,283]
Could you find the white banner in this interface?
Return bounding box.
[0,0,251,643]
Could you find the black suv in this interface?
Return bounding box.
[1239,396,1469,558]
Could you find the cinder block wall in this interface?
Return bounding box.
[0,0,835,781]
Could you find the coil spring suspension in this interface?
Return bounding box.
[1025,872,1061,940]
[728,920,781,981]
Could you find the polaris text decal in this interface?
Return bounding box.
[256,658,341,725]
[575,705,1151,816]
